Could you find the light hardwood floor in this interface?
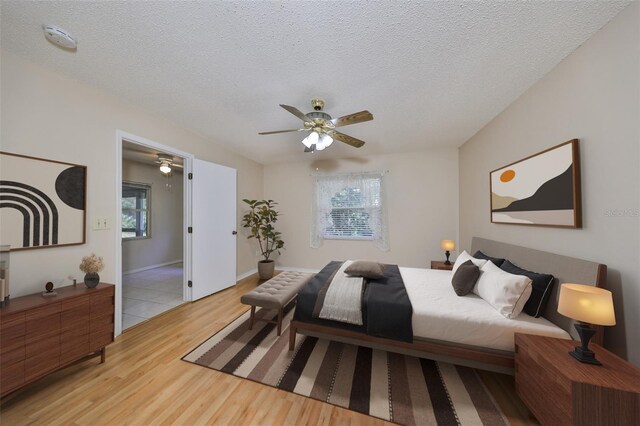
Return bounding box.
[0,273,539,425]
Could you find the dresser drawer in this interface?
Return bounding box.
[0,360,24,395]
[90,323,113,352]
[61,296,91,331]
[60,330,91,365]
[25,303,61,342]
[25,348,59,382]
[1,314,26,354]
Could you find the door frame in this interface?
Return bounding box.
[114,130,194,337]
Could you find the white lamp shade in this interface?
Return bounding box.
[320,134,333,148]
[302,132,319,148]
[159,164,171,174]
[558,283,616,326]
[440,240,455,251]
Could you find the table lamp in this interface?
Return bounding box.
[557,283,616,365]
[440,240,455,265]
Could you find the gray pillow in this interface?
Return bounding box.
[451,260,480,296]
[344,260,385,279]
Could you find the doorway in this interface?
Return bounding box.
[120,140,187,330]
[115,131,238,337]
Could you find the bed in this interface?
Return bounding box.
[289,237,607,373]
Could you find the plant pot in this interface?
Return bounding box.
[84,272,100,289]
[258,260,275,280]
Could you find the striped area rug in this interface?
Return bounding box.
[183,306,508,426]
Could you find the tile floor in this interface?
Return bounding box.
[122,263,184,330]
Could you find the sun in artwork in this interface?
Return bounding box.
[500,169,516,182]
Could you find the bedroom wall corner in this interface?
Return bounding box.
[263,148,459,271]
[458,3,640,365]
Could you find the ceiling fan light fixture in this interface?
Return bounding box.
[318,134,333,149]
[159,162,172,174]
[302,131,319,148]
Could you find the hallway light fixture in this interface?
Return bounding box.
[156,155,173,174]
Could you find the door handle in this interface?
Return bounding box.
[232,231,237,235]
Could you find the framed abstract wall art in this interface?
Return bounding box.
[0,152,87,250]
[490,139,581,228]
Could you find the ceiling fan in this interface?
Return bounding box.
[259,99,373,152]
[154,154,182,174]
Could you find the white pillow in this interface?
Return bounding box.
[451,250,487,275]
[473,261,532,319]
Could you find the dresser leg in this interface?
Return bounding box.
[101,347,106,363]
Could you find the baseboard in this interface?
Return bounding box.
[236,268,258,282]
[277,266,321,274]
[123,260,183,275]
[235,266,319,283]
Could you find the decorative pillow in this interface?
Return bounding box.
[500,260,555,318]
[344,260,385,279]
[451,260,480,296]
[474,261,532,319]
[451,250,488,275]
[473,250,506,267]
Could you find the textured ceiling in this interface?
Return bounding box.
[0,1,630,164]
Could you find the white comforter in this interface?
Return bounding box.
[400,267,570,352]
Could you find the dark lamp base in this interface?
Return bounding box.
[571,322,602,365]
[444,251,451,265]
[569,347,602,365]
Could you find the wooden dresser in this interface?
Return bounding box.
[0,283,114,397]
[515,333,640,425]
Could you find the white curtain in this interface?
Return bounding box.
[311,171,389,251]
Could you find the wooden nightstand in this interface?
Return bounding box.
[430,260,453,271]
[515,333,640,425]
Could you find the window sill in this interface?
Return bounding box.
[122,236,151,241]
[322,236,374,241]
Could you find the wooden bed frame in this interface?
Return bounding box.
[289,237,607,372]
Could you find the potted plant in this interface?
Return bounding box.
[241,199,285,280]
[79,253,105,288]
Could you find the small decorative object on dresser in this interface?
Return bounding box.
[515,333,640,426]
[557,283,616,365]
[42,281,57,297]
[430,260,454,271]
[79,253,105,288]
[440,239,455,265]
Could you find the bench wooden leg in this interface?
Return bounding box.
[289,323,296,350]
[249,306,256,330]
[277,309,283,336]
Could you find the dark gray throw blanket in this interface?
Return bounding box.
[295,260,413,342]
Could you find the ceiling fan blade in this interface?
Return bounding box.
[329,130,365,148]
[330,110,373,128]
[280,104,315,123]
[258,129,304,135]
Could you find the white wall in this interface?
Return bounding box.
[263,149,459,270]
[0,50,264,297]
[122,160,183,273]
[459,3,639,364]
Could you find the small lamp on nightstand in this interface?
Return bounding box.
[558,283,616,365]
[440,240,455,265]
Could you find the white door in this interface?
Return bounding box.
[191,159,237,300]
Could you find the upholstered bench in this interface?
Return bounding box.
[240,271,314,336]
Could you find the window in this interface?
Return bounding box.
[122,182,151,239]
[311,172,388,250]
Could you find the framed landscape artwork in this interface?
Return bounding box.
[490,139,581,228]
[0,152,87,250]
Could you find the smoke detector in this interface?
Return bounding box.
[42,25,77,50]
